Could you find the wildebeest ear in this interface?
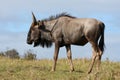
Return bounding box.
[32,12,37,23]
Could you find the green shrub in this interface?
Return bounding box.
[0,49,20,59]
[24,50,36,60]
[5,49,20,59]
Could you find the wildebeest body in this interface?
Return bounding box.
[27,12,105,74]
[50,17,103,46]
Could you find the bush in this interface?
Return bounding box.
[0,52,5,57]
[24,50,36,60]
[5,49,20,59]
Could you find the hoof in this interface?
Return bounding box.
[87,70,92,74]
[51,69,55,72]
[70,68,75,72]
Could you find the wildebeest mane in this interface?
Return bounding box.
[42,12,76,21]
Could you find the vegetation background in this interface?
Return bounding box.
[0,49,120,80]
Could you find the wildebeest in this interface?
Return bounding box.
[27,12,105,74]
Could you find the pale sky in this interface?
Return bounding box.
[0,0,120,61]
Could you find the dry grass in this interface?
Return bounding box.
[0,57,120,80]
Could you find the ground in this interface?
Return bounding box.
[0,57,120,80]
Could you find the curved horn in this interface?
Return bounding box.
[32,12,37,23]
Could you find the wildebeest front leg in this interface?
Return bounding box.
[51,43,59,72]
[65,45,74,72]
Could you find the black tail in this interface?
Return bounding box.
[99,23,105,52]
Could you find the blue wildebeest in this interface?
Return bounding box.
[27,12,105,73]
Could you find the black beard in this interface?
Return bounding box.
[33,38,53,48]
[33,40,40,47]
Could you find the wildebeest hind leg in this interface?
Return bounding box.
[96,48,103,72]
[88,42,98,74]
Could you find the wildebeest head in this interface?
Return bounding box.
[27,12,52,47]
[27,12,42,47]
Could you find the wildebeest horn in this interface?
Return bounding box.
[32,12,37,23]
